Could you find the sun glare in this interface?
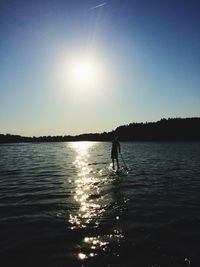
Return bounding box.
[58,53,102,94]
[70,60,98,87]
[55,51,113,101]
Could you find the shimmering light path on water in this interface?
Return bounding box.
[0,142,200,267]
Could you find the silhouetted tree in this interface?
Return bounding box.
[0,118,200,143]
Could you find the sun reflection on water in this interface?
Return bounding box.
[68,142,124,261]
[78,230,124,261]
[68,142,104,229]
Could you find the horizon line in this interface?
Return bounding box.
[1,117,199,138]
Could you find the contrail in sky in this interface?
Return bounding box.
[90,2,107,10]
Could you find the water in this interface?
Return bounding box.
[0,142,200,267]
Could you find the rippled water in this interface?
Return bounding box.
[0,142,200,267]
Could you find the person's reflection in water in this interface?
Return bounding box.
[111,136,121,170]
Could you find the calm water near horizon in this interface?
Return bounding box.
[0,142,200,267]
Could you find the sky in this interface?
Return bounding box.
[0,0,200,136]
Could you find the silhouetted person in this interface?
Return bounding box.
[111,136,121,170]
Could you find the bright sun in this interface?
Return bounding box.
[64,55,101,92]
[56,52,109,100]
[70,60,97,87]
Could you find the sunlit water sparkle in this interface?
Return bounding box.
[0,142,200,267]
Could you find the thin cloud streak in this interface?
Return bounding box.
[90,2,107,10]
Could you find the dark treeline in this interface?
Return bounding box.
[115,117,200,141]
[0,118,200,143]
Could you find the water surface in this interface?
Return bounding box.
[0,142,200,267]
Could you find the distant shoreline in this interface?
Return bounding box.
[1,117,200,143]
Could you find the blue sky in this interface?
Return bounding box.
[0,0,200,136]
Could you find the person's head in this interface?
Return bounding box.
[114,136,119,141]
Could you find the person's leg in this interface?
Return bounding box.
[116,157,120,169]
[112,158,115,169]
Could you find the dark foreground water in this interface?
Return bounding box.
[0,142,200,267]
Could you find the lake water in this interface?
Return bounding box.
[0,142,200,267]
